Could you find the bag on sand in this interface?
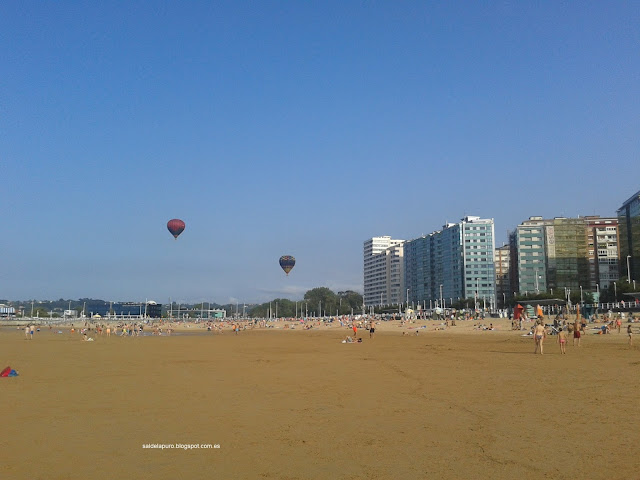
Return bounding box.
[1,366,19,377]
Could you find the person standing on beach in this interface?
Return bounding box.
[628,324,633,347]
[558,328,567,354]
[573,320,581,347]
[533,321,546,354]
[369,322,375,339]
[29,324,34,339]
[352,323,357,338]
[24,325,29,339]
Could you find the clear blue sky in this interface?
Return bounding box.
[2,2,638,304]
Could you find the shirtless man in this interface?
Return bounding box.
[573,320,581,347]
[533,321,546,355]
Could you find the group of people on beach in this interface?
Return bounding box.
[534,319,580,355]
[23,325,36,339]
[533,316,635,354]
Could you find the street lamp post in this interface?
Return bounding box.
[439,284,443,310]
[580,286,583,304]
[406,289,410,307]
[627,255,632,283]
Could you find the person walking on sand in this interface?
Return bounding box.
[533,321,546,355]
[24,325,29,339]
[558,327,567,354]
[369,322,375,339]
[628,324,633,347]
[352,323,357,338]
[29,324,34,340]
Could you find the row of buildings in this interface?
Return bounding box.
[363,190,640,308]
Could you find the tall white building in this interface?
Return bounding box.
[495,244,511,307]
[585,216,619,291]
[386,242,405,305]
[364,236,405,306]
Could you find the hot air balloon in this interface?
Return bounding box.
[167,219,185,239]
[279,255,295,276]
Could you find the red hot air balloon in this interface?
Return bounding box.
[167,219,185,239]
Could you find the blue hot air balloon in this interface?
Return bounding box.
[279,255,295,275]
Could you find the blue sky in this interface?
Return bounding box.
[2,2,638,304]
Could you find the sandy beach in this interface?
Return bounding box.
[2,318,639,480]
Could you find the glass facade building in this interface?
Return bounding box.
[617,190,640,283]
[404,235,436,305]
[510,216,608,296]
[404,216,496,308]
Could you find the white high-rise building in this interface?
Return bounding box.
[585,216,619,291]
[364,236,405,306]
[495,244,511,307]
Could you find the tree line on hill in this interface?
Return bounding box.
[247,288,363,318]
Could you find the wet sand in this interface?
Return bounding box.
[2,321,639,479]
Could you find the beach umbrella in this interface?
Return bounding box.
[167,219,185,239]
[279,255,295,275]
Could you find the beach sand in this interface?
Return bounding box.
[2,319,639,479]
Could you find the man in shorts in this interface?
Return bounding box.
[573,320,581,347]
